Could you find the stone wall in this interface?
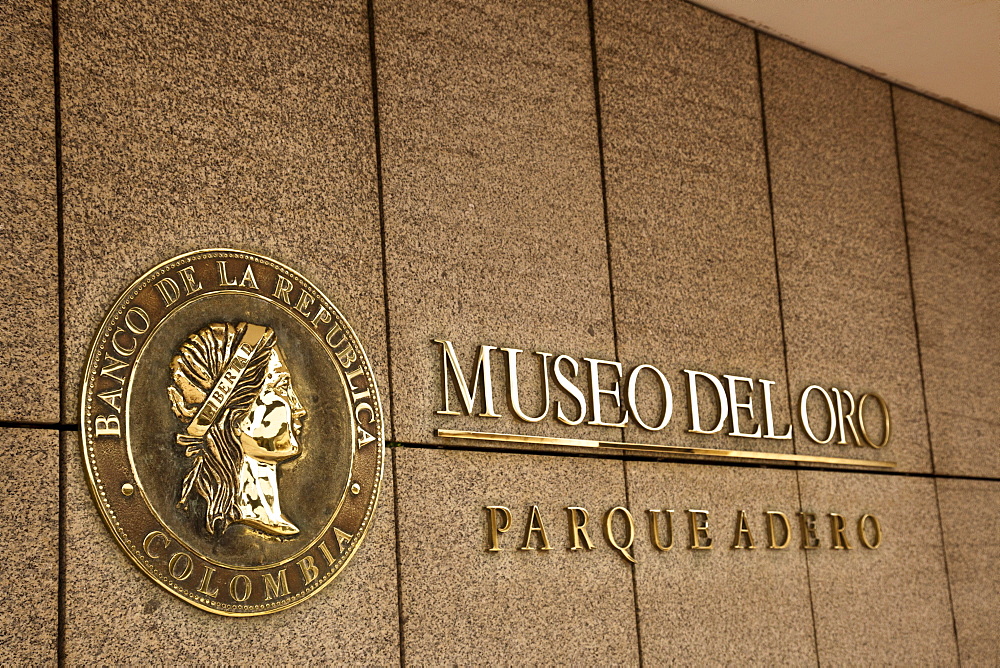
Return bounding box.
[1,0,996,664]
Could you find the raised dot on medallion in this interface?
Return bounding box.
[350,482,361,495]
[122,483,135,496]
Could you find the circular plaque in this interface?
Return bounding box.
[80,249,384,615]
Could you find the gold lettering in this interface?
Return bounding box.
[503,348,551,423]
[858,393,891,448]
[124,307,149,335]
[565,507,594,550]
[110,328,137,357]
[197,566,219,598]
[829,513,853,550]
[833,388,862,446]
[142,531,170,559]
[297,555,320,584]
[766,511,792,549]
[732,509,757,549]
[311,305,332,329]
[335,343,357,369]
[553,355,587,426]
[154,277,181,307]
[100,353,129,384]
[239,264,259,289]
[263,570,289,600]
[723,375,762,438]
[294,290,315,318]
[685,370,728,435]
[435,340,500,418]
[800,385,836,444]
[625,364,673,431]
[356,424,376,449]
[217,260,238,286]
[486,506,513,552]
[273,275,294,304]
[334,527,353,554]
[604,506,637,563]
[229,574,252,602]
[520,505,552,551]
[318,542,335,567]
[97,389,123,411]
[799,512,821,549]
[648,509,674,551]
[168,552,193,581]
[585,358,629,427]
[760,379,793,439]
[325,322,345,349]
[94,414,121,437]
[688,510,713,549]
[178,266,202,295]
[858,514,883,549]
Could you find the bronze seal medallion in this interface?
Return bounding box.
[80,249,385,615]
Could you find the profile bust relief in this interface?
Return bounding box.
[168,322,306,537]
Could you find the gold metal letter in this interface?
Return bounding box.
[723,375,762,438]
[585,358,629,427]
[766,511,792,549]
[485,506,513,552]
[858,393,891,448]
[626,364,673,431]
[566,507,594,550]
[648,509,674,551]
[520,505,552,551]
[800,385,837,444]
[553,355,587,426]
[604,506,637,563]
[503,348,552,423]
[832,388,862,446]
[263,570,290,600]
[688,510,713,549]
[685,370,729,435]
[298,555,320,584]
[799,512,821,549]
[229,574,252,602]
[435,340,500,418]
[732,510,757,549]
[760,379,793,440]
[197,566,219,598]
[829,513,853,550]
[858,514,883,549]
[168,552,194,581]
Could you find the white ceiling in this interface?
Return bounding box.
[689,0,999,119]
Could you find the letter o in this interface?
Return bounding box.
[800,385,836,444]
[858,393,891,448]
[858,514,883,549]
[625,364,673,431]
[229,574,252,602]
[168,552,194,581]
[124,306,150,336]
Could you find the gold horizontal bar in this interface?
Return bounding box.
[436,429,896,469]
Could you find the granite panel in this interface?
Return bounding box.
[394,447,640,665]
[60,0,388,427]
[894,89,1000,478]
[0,428,58,665]
[0,0,59,423]
[595,0,793,454]
[937,478,1000,665]
[62,432,399,664]
[376,0,619,453]
[798,470,958,665]
[626,461,816,664]
[760,38,930,473]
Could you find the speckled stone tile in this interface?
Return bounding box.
[626,461,815,664]
[0,428,58,665]
[937,478,999,665]
[62,432,399,664]
[594,0,793,454]
[759,38,931,473]
[0,1,59,423]
[394,447,640,665]
[798,470,958,665]
[894,89,1000,478]
[376,0,620,454]
[60,0,388,428]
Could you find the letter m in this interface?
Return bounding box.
[262,569,289,601]
[434,340,500,417]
